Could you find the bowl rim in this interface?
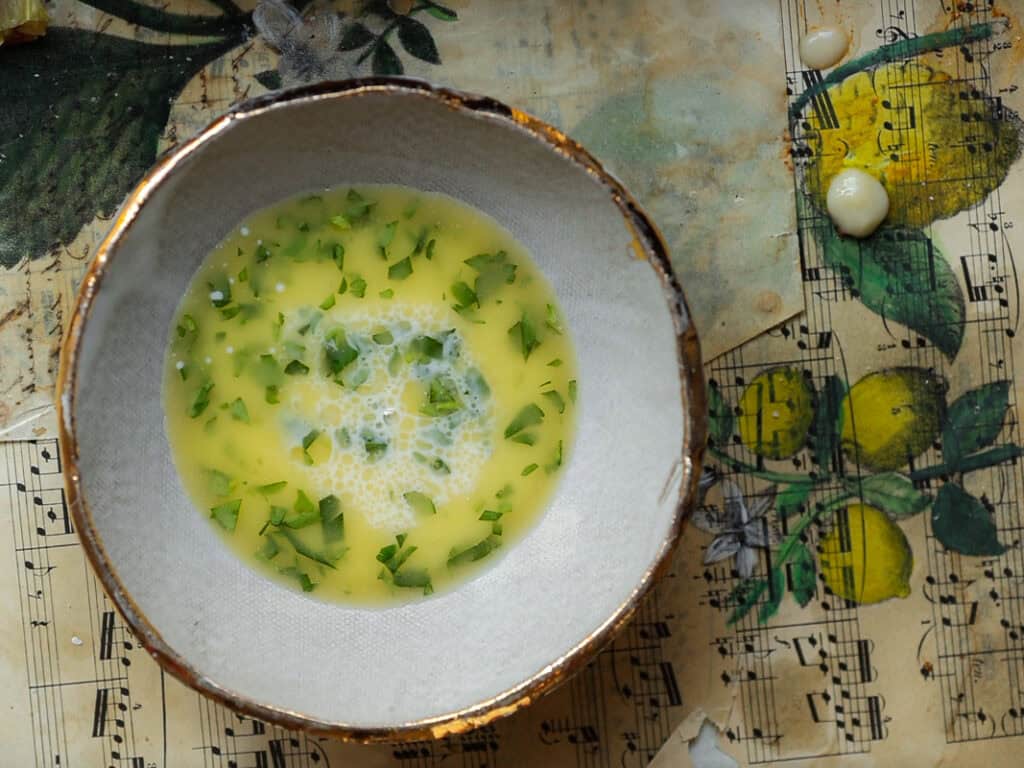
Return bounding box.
[56,75,707,743]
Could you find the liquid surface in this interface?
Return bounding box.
[163,186,578,604]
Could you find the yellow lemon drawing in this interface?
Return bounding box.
[819,503,913,604]
[738,366,815,460]
[840,367,946,472]
[805,60,1022,228]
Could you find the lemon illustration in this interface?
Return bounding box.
[737,366,815,460]
[805,60,1022,228]
[820,503,913,604]
[840,367,946,472]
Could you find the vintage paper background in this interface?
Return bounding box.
[5,0,1024,766]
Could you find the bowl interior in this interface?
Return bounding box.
[68,83,694,731]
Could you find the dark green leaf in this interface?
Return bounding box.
[505,403,545,438]
[465,251,516,300]
[265,385,280,404]
[190,381,214,418]
[844,472,932,519]
[256,481,287,495]
[392,568,432,592]
[285,360,309,375]
[757,567,785,623]
[426,4,458,21]
[408,334,444,362]
[254,68,282,90]
[545,303,563,334]
[339,21,375,51]
[350,276,367,298]
[279,529,344,569]
[301,429,321,451]
[509,312,541,360]
[790,543,816,607]
[521,463,539,476]
[725,577,768,626]
[379,220,398,250]
[943,381,1010,470]
[210,499,241,532]
[320,494,344,542]
[820,225,965,360]
[397,16,441,64]
[331,242,345,270]
[451,281,478,309]
[372,39,404,75]
[420,376,462,417]
[319,293,336,310]
[568,380,577,404]
[285,490,320,529]
[811,374,845,470]
[776,483,812,518]
[932,482,1005,556]
[542,389,566,415]
[256,243,272,262]
[388,256,413,280]
[479,509,503,521]
[404,491,436,516]
[707,383,734,447]
[545,439,564,473]
[324,329,359,374]
[448,535,502,567]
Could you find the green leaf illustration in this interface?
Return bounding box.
[372,39,404,75]
[757,567,785,623]
[0,28,241,267]
[776,482,812,519]
[397,16,441,64]
[810,374,846,471]
[707,383,733,447]
[931,482,1005,556]
[844,472,932,519]
[726,577,767,626]
[339,21,375,50]
[819,226,965,361]
[254,69,283,90]
[425,2,458,21]
[943,381,1010,470]
[790,543,816,607]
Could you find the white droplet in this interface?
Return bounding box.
[175,360,185,370]
[268,347,277,354]
[240,226,251,236]
[800,26,849,70]
[826,169,889,238]
[275,282,286,293]
[209,290,225,302]
[71,635,83,646]
[204,356,213,364]
[226,346,234,354]
[228,277,235,285]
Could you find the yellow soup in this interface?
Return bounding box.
[162,185,578,604]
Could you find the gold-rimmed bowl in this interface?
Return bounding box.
[57,77,705,741]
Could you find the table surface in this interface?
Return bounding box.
[4,1,1024,766]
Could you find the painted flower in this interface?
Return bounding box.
[692,479,779,578]
[253,0,353,85]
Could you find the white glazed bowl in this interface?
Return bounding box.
[58,78,705,741]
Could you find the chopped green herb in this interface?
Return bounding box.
[298,221,310,232]
[404,491,436,516]
[215,331,227,342]
[448,535,502,567]
[504,403,544,438]
[176,313,198,343]
[379,288,395,299]
[344,188,375,220]
[408,335,444,363]
[392,568,432,593]
[257,480,288,495]
[546,440,564,473]
[379,221,398,252]
[349,276,367,298]
[510,432,536,446]
[329,214,352,230]
[256,243,272,262]
[204,415,218,432]
[279,529,344,569]
[270,505,287,525]
[278,563,318,592]
[221,305,241,321]
[272,311,285,341]
[372,329,394,345]
[207,274,232,308]
[412,227,428,254]
[509,312,540,360]
[265,385,280,404]
[301,429,321,451]
[496,484,513,499]
[465,250,516,300]
[568,379,577,404]
[388,256,413,280]
[319,293,336,310]
[210,499,241,532]
[547,358,563,367]
[451,281,478,310]
[256,535,280,560]
[492,522,503,536]
[334,427,351,448]
[331,242,344,270]
[344,367,369,389]
[206,469,233,497]
[479,509,503,521]
[376,543,398,564]
[542,389,566,414]
[324,328,359,374]
[521,463,539,476]
[320,494,344,542]
[364,435,388,459]
[431,457,451,474]
[237,266,248,283]
[189,381,215,418]
[284,360,309,375]
[545,303,564,334]
[421,376,462,417]
[229,397,250,423]
[388,348,402,376]
[284,490,320,528]
[425,238,436,260]
[337,277,348,295]
[178,363,189,381]
[377,543,418,574]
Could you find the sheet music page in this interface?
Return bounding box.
[8,1,1024,767]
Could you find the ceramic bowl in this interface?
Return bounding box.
[57,78,705,741]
